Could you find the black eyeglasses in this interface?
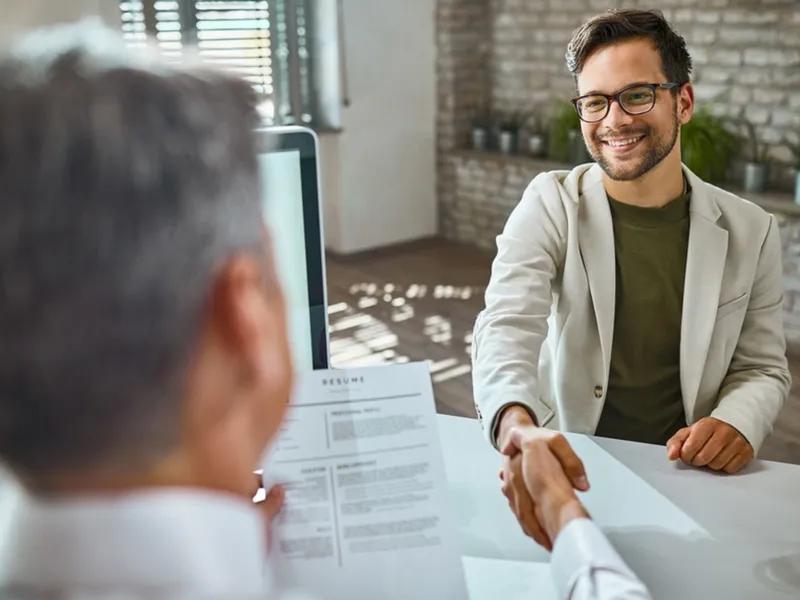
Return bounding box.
[571,83,681,123]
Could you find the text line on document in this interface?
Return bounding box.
[292,393,422,409]
[274,443,431,465]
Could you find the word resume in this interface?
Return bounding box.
[261,362,468,600]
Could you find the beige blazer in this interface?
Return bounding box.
[471,163,791,455]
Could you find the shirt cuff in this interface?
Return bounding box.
[490,402,538,450]
[550,518,637,599]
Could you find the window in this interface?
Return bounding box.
[120,0,318,125]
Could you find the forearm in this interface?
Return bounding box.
[472,311,554,447]
[472,180,565,448]
[711,214,791,454]
[712,364,790,454]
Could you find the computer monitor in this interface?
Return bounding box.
[255,126,329,371]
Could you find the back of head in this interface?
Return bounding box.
[566,9,692,85]
[0,20,265,482]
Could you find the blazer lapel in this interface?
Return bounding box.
[680,167,728,417]
[577,165,616,380]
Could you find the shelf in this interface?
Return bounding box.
[444,149,799,216]
[743,194,800,217]
[446,149,571,170]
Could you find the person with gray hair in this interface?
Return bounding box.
[0,19,297,598]
[0,19,651,600]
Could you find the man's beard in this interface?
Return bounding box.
[589,115,680,182]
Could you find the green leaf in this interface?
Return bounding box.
[681,105,739,183]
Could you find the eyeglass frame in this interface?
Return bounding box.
[570,82,682,123]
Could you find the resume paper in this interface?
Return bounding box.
[261,362,469,600]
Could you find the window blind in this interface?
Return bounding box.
[120,1,183,60]
[120,0,317,125]
[195,1,272,97]
[120,1,148,46]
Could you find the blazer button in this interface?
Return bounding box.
[593,385,603,399]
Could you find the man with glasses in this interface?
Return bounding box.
[472,8,790,553]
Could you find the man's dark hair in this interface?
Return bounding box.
[565,9,692,86]
[0,21,266,479]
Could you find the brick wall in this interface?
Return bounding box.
[437,0,493,236]
[440,151,564,251]
[436,0,492,153]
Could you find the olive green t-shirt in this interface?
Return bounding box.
[594,190,691,445]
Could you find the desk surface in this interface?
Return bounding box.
[0,415,797,599]
[437,414,800,600]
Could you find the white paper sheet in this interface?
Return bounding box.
[261,362,469,600]
[568,435,709,537]
[437,416,709,564]
[462,556,557,600]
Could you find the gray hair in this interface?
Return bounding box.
[0,20,266,478]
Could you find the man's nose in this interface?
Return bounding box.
[602,100,634,131]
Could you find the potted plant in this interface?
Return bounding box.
[471,108,492,152]
[498,111,528,155]
[680,105,739,183]
[740,118,771,193]
[787,137,800,205]
[525,114,547,158]
[549,100,590,164]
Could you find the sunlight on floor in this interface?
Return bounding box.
[348,282,485,300]
[328,283,477,381]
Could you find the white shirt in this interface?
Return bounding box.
[0,488,649,599]
[552,518,652,600]
[0,487,285,599]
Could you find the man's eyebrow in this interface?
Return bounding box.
[579,81,653,96]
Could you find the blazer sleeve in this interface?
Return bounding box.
[711,214,792,454]
[471,174,568,449]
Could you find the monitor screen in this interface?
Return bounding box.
[257,127,329,371]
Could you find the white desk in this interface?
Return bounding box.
[438,414,800,600]
[0,417,797,599]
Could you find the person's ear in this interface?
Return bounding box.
[677,83,694,125]
[211,254,275,381]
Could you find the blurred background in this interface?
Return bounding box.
[4,0,799,464]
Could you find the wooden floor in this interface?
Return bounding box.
[325,239,800,466]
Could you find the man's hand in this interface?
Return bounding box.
[496,406,548,547]
[498,422,589,549]
[500,453,552,549]
[501,426,591,545]
[666,417,754,474]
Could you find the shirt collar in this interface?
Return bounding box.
[0,487,270,596]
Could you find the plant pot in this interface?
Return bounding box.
[527,133,547,158]
[499,130,518,155]
[794,169,800,205]
[472,127,488,151]
[743,162,770,194]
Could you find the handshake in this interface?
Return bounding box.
[498,405,755,550]
[498,417,591,551]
